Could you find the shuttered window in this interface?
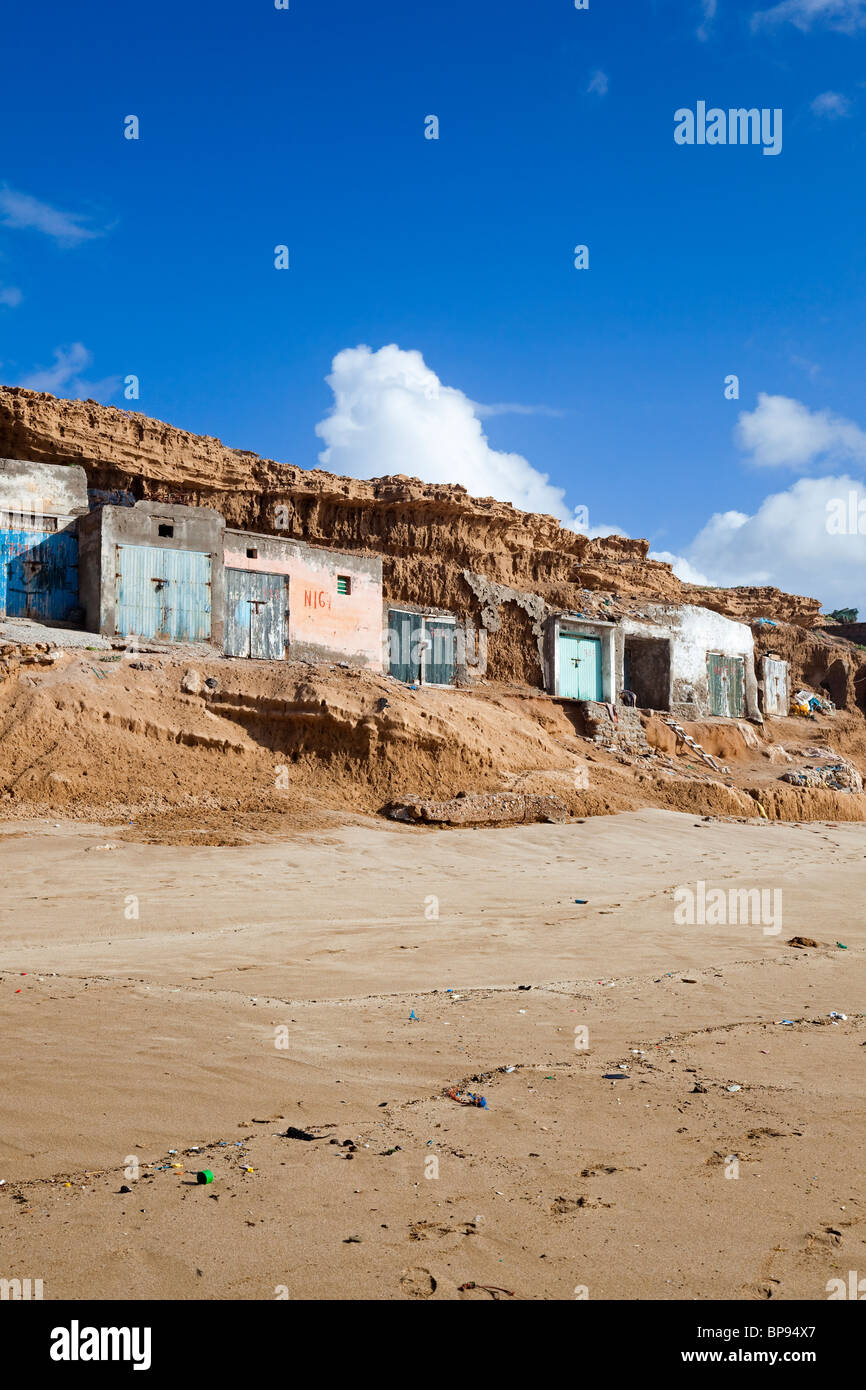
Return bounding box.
[337,575,351,595]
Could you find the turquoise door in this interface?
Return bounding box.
[558,632,602,700]
[115,544,212,642]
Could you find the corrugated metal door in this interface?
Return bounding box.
[707,653,745,717]
[425,620,456,685]
[225,568,286,659]
[558,632,602,700]
[388,609,422,683]
[763,657,788,715]
[1,528,79,621]
[115,544,212,642]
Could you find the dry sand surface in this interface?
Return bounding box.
[1,808,864,1301]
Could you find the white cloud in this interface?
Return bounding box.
[0,186,100,246]
[0,284,22,308]
[314,344,585,525]
[649,549,712,585]
[685,475,866,609]
[20,343,120,401]
[736,393,866,469]
[752,0,866,32]
[587,70,609,97]
[811,90,852,118]
[696,0,718,41]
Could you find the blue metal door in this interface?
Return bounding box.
[0,527,79,621]
[225,568,286,659]
[115,544,212,642]
[558,632,602,700]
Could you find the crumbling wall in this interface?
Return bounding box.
[461,571,548,687]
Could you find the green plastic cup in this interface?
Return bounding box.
[196,1169,214,1185]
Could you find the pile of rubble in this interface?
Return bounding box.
[781,760,863,793]
[386,790,570,826]
[581,702,649,754]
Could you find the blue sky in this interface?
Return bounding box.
[1,0,865,610]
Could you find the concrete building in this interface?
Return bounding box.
[544,603,759,720]
[619,605,760,720]
[78,501,225,646]
[0,458,88,622]
[223,530,382,666]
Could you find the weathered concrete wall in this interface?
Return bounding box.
[0,458,88,521]
[80,501,225,645]
[621,605,759,719]
[224,530,382,668]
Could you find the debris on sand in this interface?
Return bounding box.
[386,791,569,826]
[446,1087,488,1108]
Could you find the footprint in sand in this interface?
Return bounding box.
[400,1267,437,1299]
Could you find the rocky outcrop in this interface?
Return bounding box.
[2,386,847,699]
[0,386,821,625]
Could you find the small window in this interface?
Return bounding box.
[246,547,258,559]
[158,523,174,538]
[337,575,351,596]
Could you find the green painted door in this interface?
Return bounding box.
[559,632,602,700]
[388,609,423,683]
[707,653,745,717]
[425,620,455,686]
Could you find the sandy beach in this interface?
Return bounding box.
[1,808,863,1301]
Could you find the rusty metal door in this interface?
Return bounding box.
[225,568,286,659]
[707,653,745,718]
[763,657,788,715]
[1,526,79,621]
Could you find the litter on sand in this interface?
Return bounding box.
[447,1087,487,1108]
[604,1072,629,1080]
